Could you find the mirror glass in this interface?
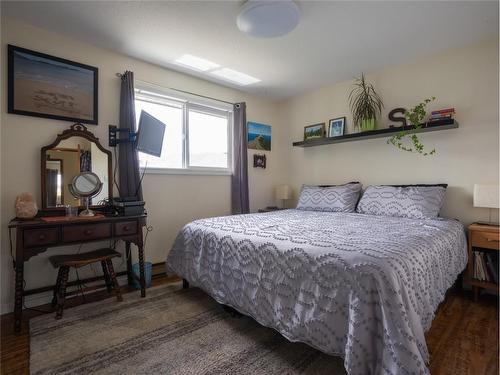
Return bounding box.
[72,173,102,196]
[43,136,110,208]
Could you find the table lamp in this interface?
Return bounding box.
[275,185,292,209]
[473,184,499,225]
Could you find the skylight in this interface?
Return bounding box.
[209,68,261,86]
[175,54,220,71]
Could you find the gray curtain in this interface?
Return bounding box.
[119,71,143,200]
[231,102,249,214]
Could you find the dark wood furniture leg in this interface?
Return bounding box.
[101,261,112,293]
[51,267,64,307]
[56,266,70,319]
[106,259,123,302]
[183,279,189,289]
[126,241,133,286]
[14,263,24,333]
[138,244,146,298]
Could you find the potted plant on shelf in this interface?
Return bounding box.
[348,73,383,132]
[387,96,437,156]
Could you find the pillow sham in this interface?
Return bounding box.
[296,183,362,212]
[356,185,446,219]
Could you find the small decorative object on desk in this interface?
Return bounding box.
[15,192,38,219]
[65,205,79,217]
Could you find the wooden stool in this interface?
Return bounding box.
[49,248,123,319]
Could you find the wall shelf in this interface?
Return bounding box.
[292,120,458,148]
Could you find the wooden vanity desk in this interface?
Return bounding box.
[8,123,148,333]
[9,214,147,333]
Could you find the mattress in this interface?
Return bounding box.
[166,209,467,374]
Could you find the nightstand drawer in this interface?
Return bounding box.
[62,223,111,243]
[471,230,499,250]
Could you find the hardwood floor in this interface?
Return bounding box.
[1,278,498,375]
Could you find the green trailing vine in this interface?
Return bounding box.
[388,97,436,156]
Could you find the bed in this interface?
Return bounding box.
[167,209,467,374]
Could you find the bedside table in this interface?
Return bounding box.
[258,207,284,213]
[465,223,499,301]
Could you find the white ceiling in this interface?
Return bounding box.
[2,1,498,99]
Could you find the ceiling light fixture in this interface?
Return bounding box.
[237,0,300,38]
[210,68,261,86]
[175,54,220,71]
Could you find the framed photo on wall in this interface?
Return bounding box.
[8,45,98,124]
[328,117,346,137]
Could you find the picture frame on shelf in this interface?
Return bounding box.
[8,44,99,124]
[304,122,325,141]
[328,117,346,137]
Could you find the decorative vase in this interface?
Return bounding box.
[15,193,38,219]
[360,118,376,132]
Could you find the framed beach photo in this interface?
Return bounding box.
[247,121,271,151]
[8,45,98,124]
[304,123,325,141]
[328,117,346,137]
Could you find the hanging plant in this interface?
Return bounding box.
[387,97,436,156]
[348,73,383,132]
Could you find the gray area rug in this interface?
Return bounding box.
[30,283,346,374]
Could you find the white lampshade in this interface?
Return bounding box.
[275,185,292,200]
[473,184,499,208]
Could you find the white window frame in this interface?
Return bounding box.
[135,83,233,176]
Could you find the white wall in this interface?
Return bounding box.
[0,18,289,312]
[281,39,499,225]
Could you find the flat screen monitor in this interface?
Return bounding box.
[136,110,166,157]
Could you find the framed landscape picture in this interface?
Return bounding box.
[247,121,271,151]
[304,122,325,141]
[8,45,98,124]
[328,117,346,137]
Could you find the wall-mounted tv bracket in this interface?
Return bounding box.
[109,125,137,147]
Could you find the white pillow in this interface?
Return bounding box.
[296,183,362,213]
[356,185,446,219]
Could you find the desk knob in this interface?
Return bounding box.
[123,226,130,232]
[38,234,46,241]
[84,229,93,236]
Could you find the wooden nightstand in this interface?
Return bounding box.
[258,207,284,213]
[466,223,499,301]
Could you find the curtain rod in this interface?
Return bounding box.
[116,73,237,106]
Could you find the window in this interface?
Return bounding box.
[134,86,232,174]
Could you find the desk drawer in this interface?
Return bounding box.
[115,221,138,236]
[62,223,111,243]
[471,230,499,250]
[24,228,58,247]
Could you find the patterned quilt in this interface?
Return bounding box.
[167,209,467,374]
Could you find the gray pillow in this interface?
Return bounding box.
[356,185,446,219]
[296,183,362,212]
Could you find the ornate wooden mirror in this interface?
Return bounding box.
[41,123,112,210]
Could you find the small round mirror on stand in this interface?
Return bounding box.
[68,172,103,217]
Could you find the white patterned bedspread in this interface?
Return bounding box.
[166,209,467,375]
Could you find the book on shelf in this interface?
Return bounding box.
[431,108,455,115]
[473,250,499,284]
